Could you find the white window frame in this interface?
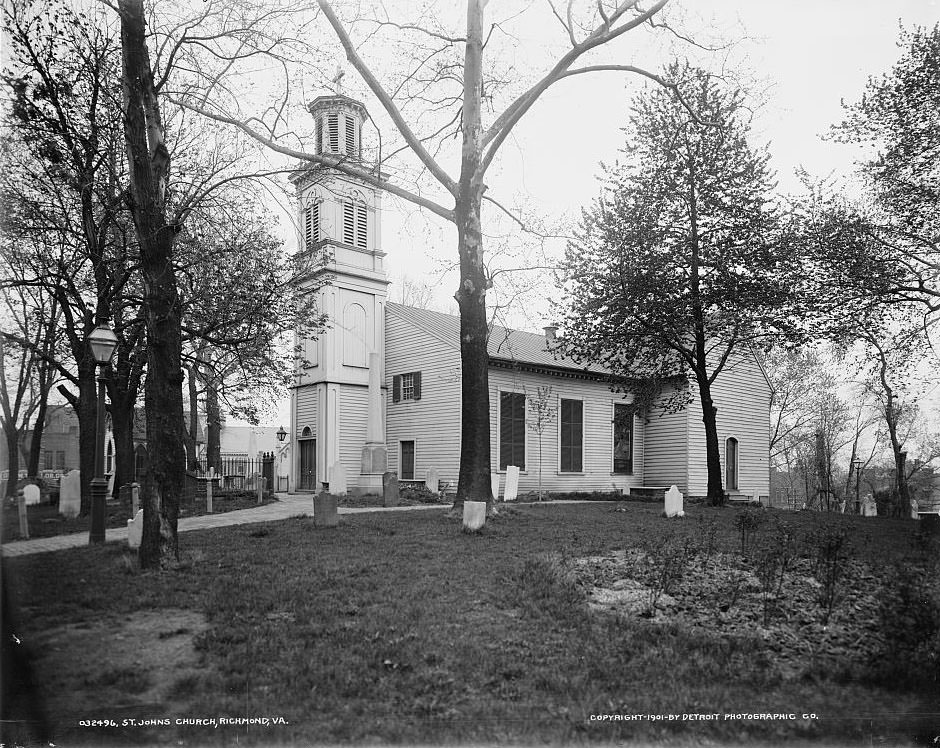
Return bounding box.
[557,395,585,474]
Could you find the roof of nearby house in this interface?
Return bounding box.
[386,302,610,376]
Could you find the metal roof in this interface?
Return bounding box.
[386,303,610,376]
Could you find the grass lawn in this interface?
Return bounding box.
[2,490,279,543]
[3,502,938,747]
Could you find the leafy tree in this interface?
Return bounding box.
[558,62,797,505]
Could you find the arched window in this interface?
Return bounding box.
[725,437,739,491]
[301,426,312,438]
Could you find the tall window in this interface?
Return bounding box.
[304,203,319,249]
[400,440,415,480]
[345,115,357,156]
[725,437,739,490]
[44,451,54,470]
[316,116,323,155]
[499,391,525,470]
[613,404,634,474]
[343,201,368,248]
[560,398,583,472]
[393,372,422,402]
[328,113,339,152]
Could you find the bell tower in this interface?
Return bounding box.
[289,88,388,493]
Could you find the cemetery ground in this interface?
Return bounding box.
[2,488,280,543]
[4,501,939,747]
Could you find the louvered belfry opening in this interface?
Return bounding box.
[309,94,366,160]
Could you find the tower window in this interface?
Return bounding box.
[343,200,368,248]
[316,116,323,155]
[304,203,320,249]
[328,113,339,152]
[345,115,356,156]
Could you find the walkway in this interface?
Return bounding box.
[1,494,448,558]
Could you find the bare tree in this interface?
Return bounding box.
[179,0,712,507]
[526,385,555,501]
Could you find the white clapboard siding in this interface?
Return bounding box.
[385,307,463,486]
[488,368,645,494]
[295,384,319,439]
[685,351,771,497]
[642,383,690,492]
[338,385,369,482]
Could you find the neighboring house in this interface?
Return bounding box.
[288,90,772,499]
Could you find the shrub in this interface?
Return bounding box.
[809,522,851,624]
[632,531,693,616]
[734,507,766,557]
[400,483,446,504]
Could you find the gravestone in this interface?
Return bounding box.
[313,493,339,527]
[131,482,140,516]
[664,485,684,518]
[127,509,144,549]
[23,483,40,506]
[59,469,81,519]
[463,501,486,531]
[861,495,877,517]
[383,472,399,508]
[16,490,29,539]
[330,463,347,496]
[910,498,920,520]
[504,466,520,502]
[106,471,115,501]
[491,473,501,502]
[425,468,439,495]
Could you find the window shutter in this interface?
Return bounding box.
[304,203,319,249]
[343,202,355,244]
[316,117,323,155]
[413,371,421,400]
[356,203,367,248]
[328,113,339,152]
[393,375,401,403]
[345,115,356,155]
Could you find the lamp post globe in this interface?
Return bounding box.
[89,322,118,544]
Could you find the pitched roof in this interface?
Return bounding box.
[386,302,610,375]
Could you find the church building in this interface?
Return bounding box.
[288,92,772,500]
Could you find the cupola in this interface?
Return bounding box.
[308,93,368,160]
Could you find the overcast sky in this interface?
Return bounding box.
[260,0,940,427]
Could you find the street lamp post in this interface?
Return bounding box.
[276,426,287,492]
[88,322,118,544]
[852,457,863,515]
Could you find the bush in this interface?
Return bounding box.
[400,483,446,504]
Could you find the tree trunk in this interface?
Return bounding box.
[204,373,221,472]
[695,373,724,505]
[453,207,492,508]
[119,0,185,568]
[4,426,20,498]
[108,386,136,500]
[77,359,97,516]
[26,396,48,477]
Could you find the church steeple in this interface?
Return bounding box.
[308,90,368,160]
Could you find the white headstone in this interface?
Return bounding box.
[425,468,439,494]
[127,509,144,549]
[23,483,40,506]
[59,469,81,519]
[504,466,520,502]
[463,501,486,531]
[330,462,347,496]
[491,473,501,502]
[911,498,920,520]
[664,485,684,518]
[861,495,877,517]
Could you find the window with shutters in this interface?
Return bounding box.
[343,201,355,245]
[304,203,319,249]
[328,113,339,152]
[613,404,634,474]
[316,116,323,155]
[499,391,526,471]
[559,398,583,472]
[400,440,415,480]
[343,200,368,248]
[392,371,422,402]
[345,115,356,156]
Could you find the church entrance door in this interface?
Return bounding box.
[300,439,317,490]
